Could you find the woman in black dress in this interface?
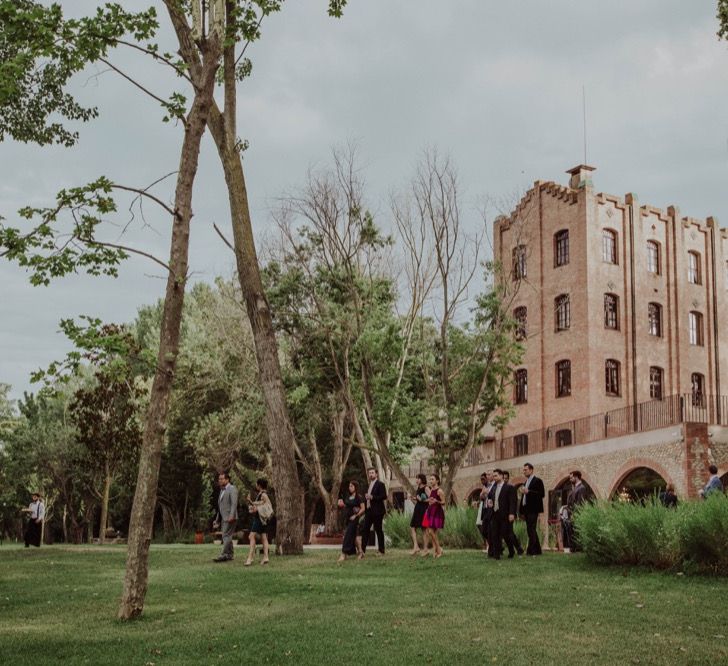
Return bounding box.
[337,480,365,562]
[409,474,430,555]
[245,478,272,566]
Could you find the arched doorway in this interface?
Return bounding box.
[466,488,482,508]
[610,466,667,502]
[548,477,595,518]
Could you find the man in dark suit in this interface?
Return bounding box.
[477,472,494,553]
[502,471,524,556]
[487,469,518,560]
[566,470,587,553]
[519,462,545,556]
[359,467,387,557]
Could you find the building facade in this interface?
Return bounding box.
[397,166,728,531]
[494,165,728,457]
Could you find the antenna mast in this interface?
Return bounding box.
[582,85,588,164]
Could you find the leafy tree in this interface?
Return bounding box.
[266,146,428,523]
[395,151,523,499]
[69,357,143,544]
[0,0,224,619]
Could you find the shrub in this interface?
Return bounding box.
[575,498,678,569]
[673,494,728,575]
[384,506,483,549]
[575,494,728,574]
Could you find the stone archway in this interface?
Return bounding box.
[465,487,482,508]
[610,459,674,502]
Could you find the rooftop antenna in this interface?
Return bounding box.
[582,84,588,164]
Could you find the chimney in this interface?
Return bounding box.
[566,164,596,190]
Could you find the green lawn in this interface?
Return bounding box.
[0,545,726,665]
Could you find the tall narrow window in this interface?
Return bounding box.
[688,251,701,285]
[602,229,618,264]
[647,241,660,274]
[513,306,527,341]
[514,434,528,457]
[649,366,663,400]
[514,369,528,404]
[556,429,572,448]
[555,294,571,331]
[556,360,571,397]
[604,293,619,330]
[605,359,621,396]
[554,230,569,267]
[691,372,705,407]
[648,303,662,337]
[512,245,527,280]
[689,311,704,346]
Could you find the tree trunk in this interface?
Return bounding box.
[99,463,112,544]
[303,493,316,545]
[207,106,304,554]
[86,505,95,544]
[118,53,219,620]
[323,499,340,537]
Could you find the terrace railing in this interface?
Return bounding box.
[400,393,728,477]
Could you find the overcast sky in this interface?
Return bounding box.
[2,0,727,400]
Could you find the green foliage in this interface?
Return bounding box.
[0,178,128,287]
[31,317,155,386]
[718,0,728,41]
[673,494,728,574]
[0,0,158,145]
[576,495,728,574]
[384,506,482,549]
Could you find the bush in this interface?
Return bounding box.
[384,506,483,549]
[673,494,728,575]
[575,498,678,569]
[575,494,728,574]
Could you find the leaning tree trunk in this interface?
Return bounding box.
[207,105,304,554]
[118,55,219,621]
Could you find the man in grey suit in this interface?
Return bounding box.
[699,464,724,499]
[213,471,238,562]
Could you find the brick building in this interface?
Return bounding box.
[399,166,728,530]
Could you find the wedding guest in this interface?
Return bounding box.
[409,474,430,555]
[659,484,678,508]
[212,472,237,563]
[423,474,445,559]
[502,471,524,557]
[519,463,545,556]
[338,481,365,562]
[359,467,387,557]
[22,491,45,548]
[476,472,494,553]
[699,465,724,499]
[245,478,273,566]
[487,469,517,560]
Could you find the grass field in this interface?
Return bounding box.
[1,544,726,665]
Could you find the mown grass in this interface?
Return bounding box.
[1,544,726,665]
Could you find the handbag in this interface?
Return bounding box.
[257,495,274,523]
[421,510,430,529]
